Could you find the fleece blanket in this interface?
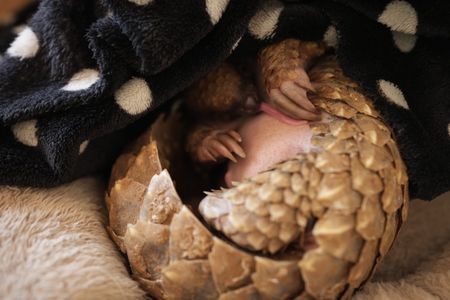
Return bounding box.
[1,178,449,299]
[0,0,449,200]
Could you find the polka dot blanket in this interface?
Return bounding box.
[0,0,448,200]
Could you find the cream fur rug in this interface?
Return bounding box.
[0,178,145,300]
[0,177,448,300]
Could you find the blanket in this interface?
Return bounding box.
[0,0,449,200]
[1,178,449,299]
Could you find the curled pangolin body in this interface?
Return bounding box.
[106,56,408,300]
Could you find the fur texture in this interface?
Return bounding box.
[0,178,449,299]
[0,178,146,300]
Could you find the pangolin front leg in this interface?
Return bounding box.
[258,39,326,121]
[186,122,246,164]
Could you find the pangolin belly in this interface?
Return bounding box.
[225,113,312,187]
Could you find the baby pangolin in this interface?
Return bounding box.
[106,39,408,300]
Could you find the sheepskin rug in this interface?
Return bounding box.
[0,177,449,300]
[0,178,146,300]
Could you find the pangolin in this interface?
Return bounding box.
[106,40,408,300]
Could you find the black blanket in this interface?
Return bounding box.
[0,0,449,200]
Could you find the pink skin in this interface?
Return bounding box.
[260,102,308,126]
[224,111,312,187]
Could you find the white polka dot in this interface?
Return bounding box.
[392,31,417,53]
[7,27,40,59]
[323,25,338,48]
[377,79,409,109]
[115,78,153,115]
[128,0,153,5]
[79,140,89,154]
[248,0,284,40]
[62,69,100,92]
[12,119,38,147]
[205,0,229,25]
[378,1,418,34]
